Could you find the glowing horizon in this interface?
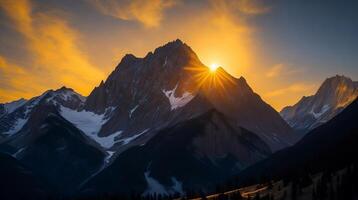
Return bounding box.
[0,0,357,111]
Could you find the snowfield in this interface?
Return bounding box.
[60,106,121,149]
[162,84,194,110]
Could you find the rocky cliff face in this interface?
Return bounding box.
[281,75,358,133]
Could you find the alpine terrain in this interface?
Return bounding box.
[280,75,358,134]
[0,39,297,196]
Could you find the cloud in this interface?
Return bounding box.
[265,63,302,78]
[0,0,105,102]
[0,56,45,102]
[266,64,284,78]
[209,0,270,16]
[235,0,271,15]
[89,0,178,27]
[265,83,316,97]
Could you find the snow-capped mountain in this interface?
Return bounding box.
[83,39,296,153]
[0,98,27,117]
[0,40,294,153]
[280,75,358,133]
[0,39,297,195]
[0,86,85,139]
[0,87,106,194]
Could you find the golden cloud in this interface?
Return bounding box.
[209,0,270,16]
[0,0,105,102]
[0,56,46,102]
[89,0,177,27]
[265,63,303,78]
[266,64,284,78]
[265,83,316,98]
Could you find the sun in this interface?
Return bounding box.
[209,63,219,72]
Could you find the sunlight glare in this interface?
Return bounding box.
[210,63,219,72]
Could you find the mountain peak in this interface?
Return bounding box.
[121,53,138,62]
[153,39,193,56]
[317,75,356,97]
[280,75,357,133]
[56,86,74,93]
[323,74,352,84]
[238,76,247,83]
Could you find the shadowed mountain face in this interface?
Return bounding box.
[14,113,105,194]
[281,75,358,134]
[236,97,358,186]
[0,152,49,200]
[82,108,271,196]
[0,88,105,194]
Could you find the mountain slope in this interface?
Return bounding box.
[0,87,106,194]
[280,75,358,133]
[236,97,358,186]
[0,98,27,118]
[82,106,271,196]
[13,112,106,194]
[0,87,85,140]
[0,152,49,200]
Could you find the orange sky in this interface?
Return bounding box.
[1,0,348,111]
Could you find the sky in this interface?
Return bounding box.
[0,0,357,110]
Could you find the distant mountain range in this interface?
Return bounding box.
[280,75,358,134]
[234,96,358,188]
[0,39,356,198]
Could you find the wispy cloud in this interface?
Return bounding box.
[265,63,302,78]
[88,0,178,27]
[0,0,104,101]
[265,83,316,97]
[209,0,271,16]
[0,56,45,102]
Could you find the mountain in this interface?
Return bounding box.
[0,87,85,140]
[0,87,106,194]
[0,152,49,200]
[82,39,295,153]
[0,39,297,196]
[0,98,27,118]
[235,97,358,187]
[280,75,358,133]
[82,106,271,196]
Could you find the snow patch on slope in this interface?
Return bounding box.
[3,99,27,114]
[170,177,184,195]
[143,171,168,196]
[129,105,139,118]
[119,129,149,145]
[162,84,194,110]
[60,106,121,149]
[3,117,27,135]
[105,151,116,163]
[310,104,330,119]
[143,171,184,196]
[2,94,48,135]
